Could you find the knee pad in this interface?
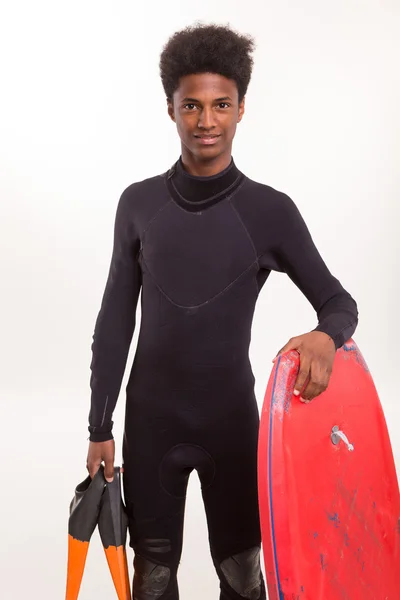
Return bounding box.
[133,555,170,600]
[220,546,262,599]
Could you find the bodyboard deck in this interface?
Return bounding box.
[258,339,400,599]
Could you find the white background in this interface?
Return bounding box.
[1,1,399,598]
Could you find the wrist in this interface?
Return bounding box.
[313,326,338,349]
[89,430,114,443]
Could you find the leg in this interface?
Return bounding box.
[123,432,202,599]
[200,400,266,600]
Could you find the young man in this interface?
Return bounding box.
[86,23,358,600]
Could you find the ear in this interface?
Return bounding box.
[167,99,176,123]
[237,97,245,123]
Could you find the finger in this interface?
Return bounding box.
[273,337,299,362]
[293,356,311,399]
[87,460,101,480]
[301,361,330,401]
[103,445,115,482]
[104,460,114,482]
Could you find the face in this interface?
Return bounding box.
[168,73,245,168]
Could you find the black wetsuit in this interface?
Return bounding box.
[88,157,358,599]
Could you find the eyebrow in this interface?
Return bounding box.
[181,96,233,103]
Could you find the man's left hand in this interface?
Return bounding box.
[274,331,336,403]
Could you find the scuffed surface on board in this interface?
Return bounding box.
[270,352,298,419]
[341,340,370,372]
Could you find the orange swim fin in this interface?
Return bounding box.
[98,467,132,600]
[65,466,106,600]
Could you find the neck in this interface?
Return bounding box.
[165,153,244,212]
[180,146,233,177]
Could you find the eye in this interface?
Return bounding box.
[183,103,197,111]
[218,102,230,109]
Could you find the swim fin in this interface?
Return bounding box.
[98,466,132,600]
[65,465,106,600]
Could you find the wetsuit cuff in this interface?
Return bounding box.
[89,430,114,443]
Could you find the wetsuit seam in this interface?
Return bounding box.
[140,255,259,309]
[218,544,262,563]
[134,552,171,568]
[140,198,173,240]
[158,443,216,498]
[170,174,243,206]
[229,202,259,265]
[100,395,109,427]
[162,173,247,213]
[158,477,186,500]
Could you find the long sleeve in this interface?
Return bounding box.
[88,188,142,442]
[258,192,358,349]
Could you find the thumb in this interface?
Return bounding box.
[104,458,114,483]
[273,337,299,362]
[104,460,114,483]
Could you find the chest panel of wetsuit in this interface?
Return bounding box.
[140,199,256,308]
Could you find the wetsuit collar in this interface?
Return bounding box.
[165,155,245,212]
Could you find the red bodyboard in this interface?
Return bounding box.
[258,339,400,599]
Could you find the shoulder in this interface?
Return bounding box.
[236,175,301,221]
[120,172,167,206]
[114,171,170,235]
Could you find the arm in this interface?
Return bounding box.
[261,193,358,348]
[261,192,358,400]
[88,187,142,443]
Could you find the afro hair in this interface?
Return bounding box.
[159,22,255,102]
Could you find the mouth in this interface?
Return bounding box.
[194,134,221,145]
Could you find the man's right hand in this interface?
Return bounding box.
[86,439,115,482]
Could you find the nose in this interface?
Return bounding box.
[198,107,216,130]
